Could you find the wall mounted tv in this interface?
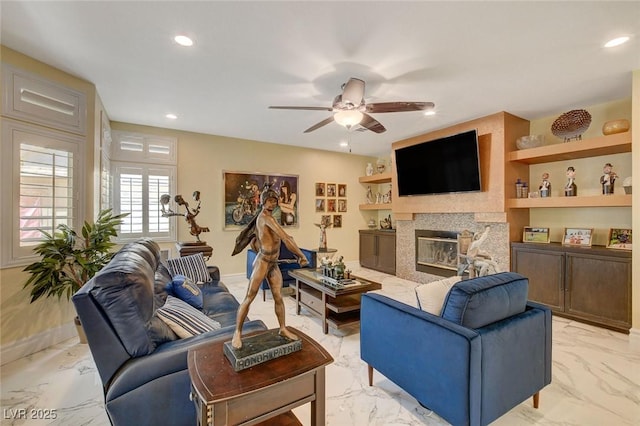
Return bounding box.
[395,129,481,196]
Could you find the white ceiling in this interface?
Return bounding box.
[1,1,639,157]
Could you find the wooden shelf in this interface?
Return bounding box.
[508,132,631,164]
[359,203,393,210]
[507,194,631,208]
[358,172,392,184]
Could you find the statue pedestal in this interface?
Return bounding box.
[176,241,213,260]
[223,329,302,372]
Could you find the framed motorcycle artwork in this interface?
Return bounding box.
[223,171,299,230]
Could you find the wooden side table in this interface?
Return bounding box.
[188,327,333,426]
[176,242,213,260]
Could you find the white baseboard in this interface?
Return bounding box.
[1,321,77,366]
[629,327,640,345]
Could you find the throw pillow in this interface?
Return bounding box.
[156,296,221,338]
[166,253,211,283]
[415,275,462,316]
[165,274,203,309]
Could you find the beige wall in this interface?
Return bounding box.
[110,122,375,276]
[632,70,639,334]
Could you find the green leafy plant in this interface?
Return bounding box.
[23,209,129,302]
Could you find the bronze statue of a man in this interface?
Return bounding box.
[231,184,309,349]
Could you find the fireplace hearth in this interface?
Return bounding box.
[415,230,460,277]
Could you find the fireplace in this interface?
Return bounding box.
[415,230,460,277]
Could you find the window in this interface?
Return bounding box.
[1,119,84,266]
[109,131,177,242]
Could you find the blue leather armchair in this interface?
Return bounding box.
[246,246,316,300]
[360,272,552,426]
[73,239,267,426]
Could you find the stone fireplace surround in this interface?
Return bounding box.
[395,213,509,284]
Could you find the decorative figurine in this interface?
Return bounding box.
[160,191,210,243]
[600,162,618,195]
[564,166,577,197]
[365,163,374,176]
[539,172,551,197]
[230,183,309,349]
[365,185,374,204]
[457,226,500,278]
[314,215,332,251]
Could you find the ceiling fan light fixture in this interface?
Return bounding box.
[334,110,363,128]
[174,35,194,47]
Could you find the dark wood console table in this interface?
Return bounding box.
[188,327,333,426]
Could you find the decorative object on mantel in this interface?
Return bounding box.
[367,219,377,229]
[365,162,374,176]
[623,176,632,194]
[551,109,592,142]
[539,172,551,197]
[602,118,630,135]
[457,226,500,278]
[600,162,618,195]
[161,191,210,243]
[564,166,577,197]
[376,158,386,174]
[516,134,546,150]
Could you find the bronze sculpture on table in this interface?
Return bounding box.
[160,191,210,243]
[231,183,309,349]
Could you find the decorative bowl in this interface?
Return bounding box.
[602,119,630,135]
[551,109,592,142]
[516,135,546,150]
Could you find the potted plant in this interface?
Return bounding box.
[22,209,129,341]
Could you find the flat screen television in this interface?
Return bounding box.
[395,129,481,196]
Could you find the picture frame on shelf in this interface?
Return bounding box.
[606,228,632,250]
[315,182,325,197]
[315,199,325,212]
[562,228,593,247]
[523,227,550,243]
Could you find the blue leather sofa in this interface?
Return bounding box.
[73,239,267,426]
[360,272,552,426]
[246,245,316,300]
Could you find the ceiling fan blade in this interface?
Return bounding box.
[359,113,386,133]
[269,106,333,111]
[365,101,435,113]
[303,116,335,133]
[341,78,365,106]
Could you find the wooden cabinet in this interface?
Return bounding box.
[511,242,631,333]
[359,230,396,275]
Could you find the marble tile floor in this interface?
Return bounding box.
[1,265,639,425]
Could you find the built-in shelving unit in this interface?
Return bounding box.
[507,131,632,209]
[358,171,393,210]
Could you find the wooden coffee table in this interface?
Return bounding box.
[289,269,382,334]
[188,327,333,426]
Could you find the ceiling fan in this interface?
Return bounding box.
[269,77,435,133]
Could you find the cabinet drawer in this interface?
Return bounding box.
[300,289,323,314]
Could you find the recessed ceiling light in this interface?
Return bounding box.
[604,36,630,48]
[174,35,194,47]
[165,113,177,119]
[424,110,436,116]
[339,141,349,147]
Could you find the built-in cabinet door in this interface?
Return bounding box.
[376,232,396,275]
[511,246,564,311]
[565,252,631,330]
[359,232,377,270]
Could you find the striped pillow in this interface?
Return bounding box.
[156,296,221,338]
[166,253,211,283]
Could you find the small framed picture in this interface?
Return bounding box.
[326,183,337,197]
[327,199,336,212]
[321,215,331,226]
[338,184,347,197]
[562,228,593,247]
[315,182,326,197]
[607,228,632,250]
[338,199,347,212]
[315,199,325,212]
[523,227,550,243]
[333,215,342,228]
